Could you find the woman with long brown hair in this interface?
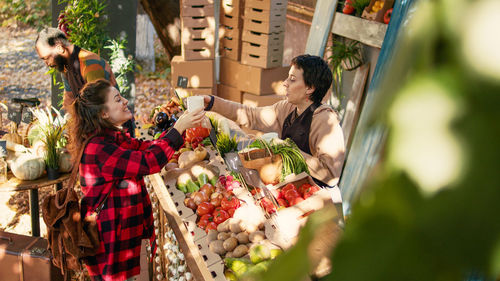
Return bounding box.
[67,79,204,281]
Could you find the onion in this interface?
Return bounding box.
[192,191,208,205]
[184,198,197,210]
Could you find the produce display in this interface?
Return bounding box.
[139,104,338,281]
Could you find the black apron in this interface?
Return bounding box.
[281,103,329,187]
[281,102,321,155]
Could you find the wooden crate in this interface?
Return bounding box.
[221,0,245,12]
[245,0,287,11]
[241,46,283,68]
[220,12,243,29]
[181,27,216,48]
[220,27,241,61]
[244,6,286,23]
[182,15,216,30]
[243,17,286,34]
[181,3,215,17]
[184,0,214,4]
[146,174,215,281]
[242,29,284,46]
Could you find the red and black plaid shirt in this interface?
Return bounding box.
[80,128,183,281]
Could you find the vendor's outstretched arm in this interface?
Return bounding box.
[205,95,293,134]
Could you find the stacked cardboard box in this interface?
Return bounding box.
[219,0,245,61]
[241,0,287,68]
[181,0,216,60]
[174,0,216,96]
[219,57,289,106]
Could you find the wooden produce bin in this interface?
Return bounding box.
[146,147,230,281]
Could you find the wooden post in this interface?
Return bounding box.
[305,0,338,56]
[136,4,156,73]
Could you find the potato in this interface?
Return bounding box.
[258,222,265,230]
[207,229,218,243]
[249,231,265,243]
[223,237,238,252]
[217,219,231,232]
[225,251,233,258]
[229,219,243,233]
[232,244,249,258]
[209,240,226,255]
[217,232,231,241]
[236,232,250,244]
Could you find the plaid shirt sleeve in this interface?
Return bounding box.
[92,128,183,181]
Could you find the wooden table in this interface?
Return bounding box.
[0,172,70,237]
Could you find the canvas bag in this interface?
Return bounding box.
[41,136,111,279]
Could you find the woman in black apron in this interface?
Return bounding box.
[204,55,345,187]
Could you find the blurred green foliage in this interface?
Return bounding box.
[58,0,108,55]
[252,0,500,280]
[0,0,50,28]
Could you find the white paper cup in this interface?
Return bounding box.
[186,96,204,111]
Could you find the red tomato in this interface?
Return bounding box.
[210,193,223,207]
[260,198,276,214]
[303,185,321,199]
[384,8,393,24]
[289,197,304,206]
[213,209,230,224]
[197,214,213,230]
[277,198,289,208]
[282,183,297,194]
[298,183,313,197]
[250,188,262,196]
[221,195,240,210]
[343,4,355,14]
[191,136,204,149]
[197,202,215,216]
[206,221,218,232]
[227,208,236,217]
[284,189,301,202]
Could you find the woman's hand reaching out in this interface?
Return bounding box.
[173,108,205,134]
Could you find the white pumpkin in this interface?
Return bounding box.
[58,151,73,173]
[11,154,46,180]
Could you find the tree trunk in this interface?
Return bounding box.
[139,0,181,61]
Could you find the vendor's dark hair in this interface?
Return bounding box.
[36,27,69,47]
[291,54,333,104]
[67,79,116,162]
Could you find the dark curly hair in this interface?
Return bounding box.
[291,54,333,104]
[67,79,116,162]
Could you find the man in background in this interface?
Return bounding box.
[35,27,135,136]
